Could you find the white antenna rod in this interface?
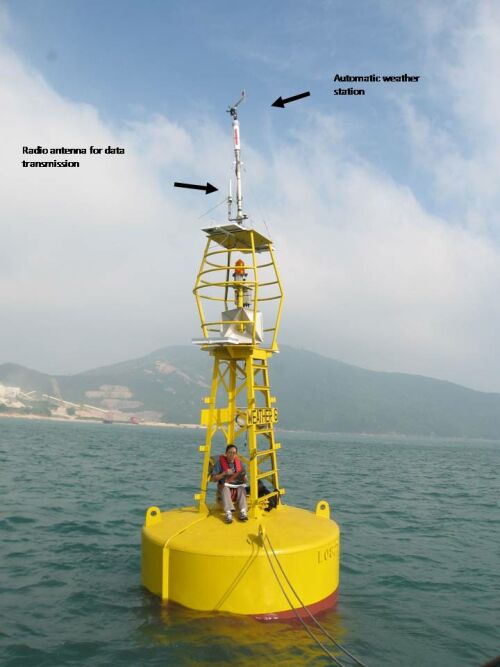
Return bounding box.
[227,91,247,225]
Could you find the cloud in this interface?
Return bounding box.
[263,111,500,390]
[1,6,500,393]
[0,40,224,372]
[400,1,500,229]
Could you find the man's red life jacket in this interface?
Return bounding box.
[219,455,244,485]
[219,454,242,483]
[218,454,245,503]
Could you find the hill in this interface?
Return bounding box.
[2,345,500,438]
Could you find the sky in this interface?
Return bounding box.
[1,0,500,392]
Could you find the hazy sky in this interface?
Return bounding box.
[2,1,500,392]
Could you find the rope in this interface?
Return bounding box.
[266,535,367,667]
[197,197,228,219]
[261,537,346,666]
[262,217,273,241]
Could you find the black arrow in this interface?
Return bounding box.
[272,91,311,108]
[174,181,218,195]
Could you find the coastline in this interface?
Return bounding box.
[3,413,498,442]
[0,413,204,429]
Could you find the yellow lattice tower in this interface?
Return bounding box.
[193,224,284,518]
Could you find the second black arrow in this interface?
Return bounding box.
[272,91,311,108]
[174,181,218,195]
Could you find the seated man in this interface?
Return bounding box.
[211,444,248,524]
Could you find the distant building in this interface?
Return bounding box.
[0,384,21,399]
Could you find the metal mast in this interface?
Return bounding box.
[227,91,247,225]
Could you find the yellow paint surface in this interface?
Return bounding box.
[142,504,340,615]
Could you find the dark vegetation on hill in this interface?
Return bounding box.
[2,345,500,438]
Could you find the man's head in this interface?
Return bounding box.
[225,444,237,461]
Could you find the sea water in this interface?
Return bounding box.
[1,418,498,666]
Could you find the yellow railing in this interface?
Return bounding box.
[193,232,284,351]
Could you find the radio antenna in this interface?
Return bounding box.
[227,91,247,225]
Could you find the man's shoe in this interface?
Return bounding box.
[224,512,233,524]
[239,511,248,522]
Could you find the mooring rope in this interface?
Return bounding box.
[261,536,346,666]
[263,533,367,667]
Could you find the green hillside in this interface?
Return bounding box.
[2,345,500,438]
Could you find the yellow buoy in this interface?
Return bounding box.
[141,93,341,618]
[142,504,339,619]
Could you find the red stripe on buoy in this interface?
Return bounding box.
[253,588,339,622]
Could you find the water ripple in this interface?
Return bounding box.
[1,419,499,666]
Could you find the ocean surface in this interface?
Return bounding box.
[1,418,499,667]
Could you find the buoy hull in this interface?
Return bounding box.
[142,504,340,617]
[253,589,338,621]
